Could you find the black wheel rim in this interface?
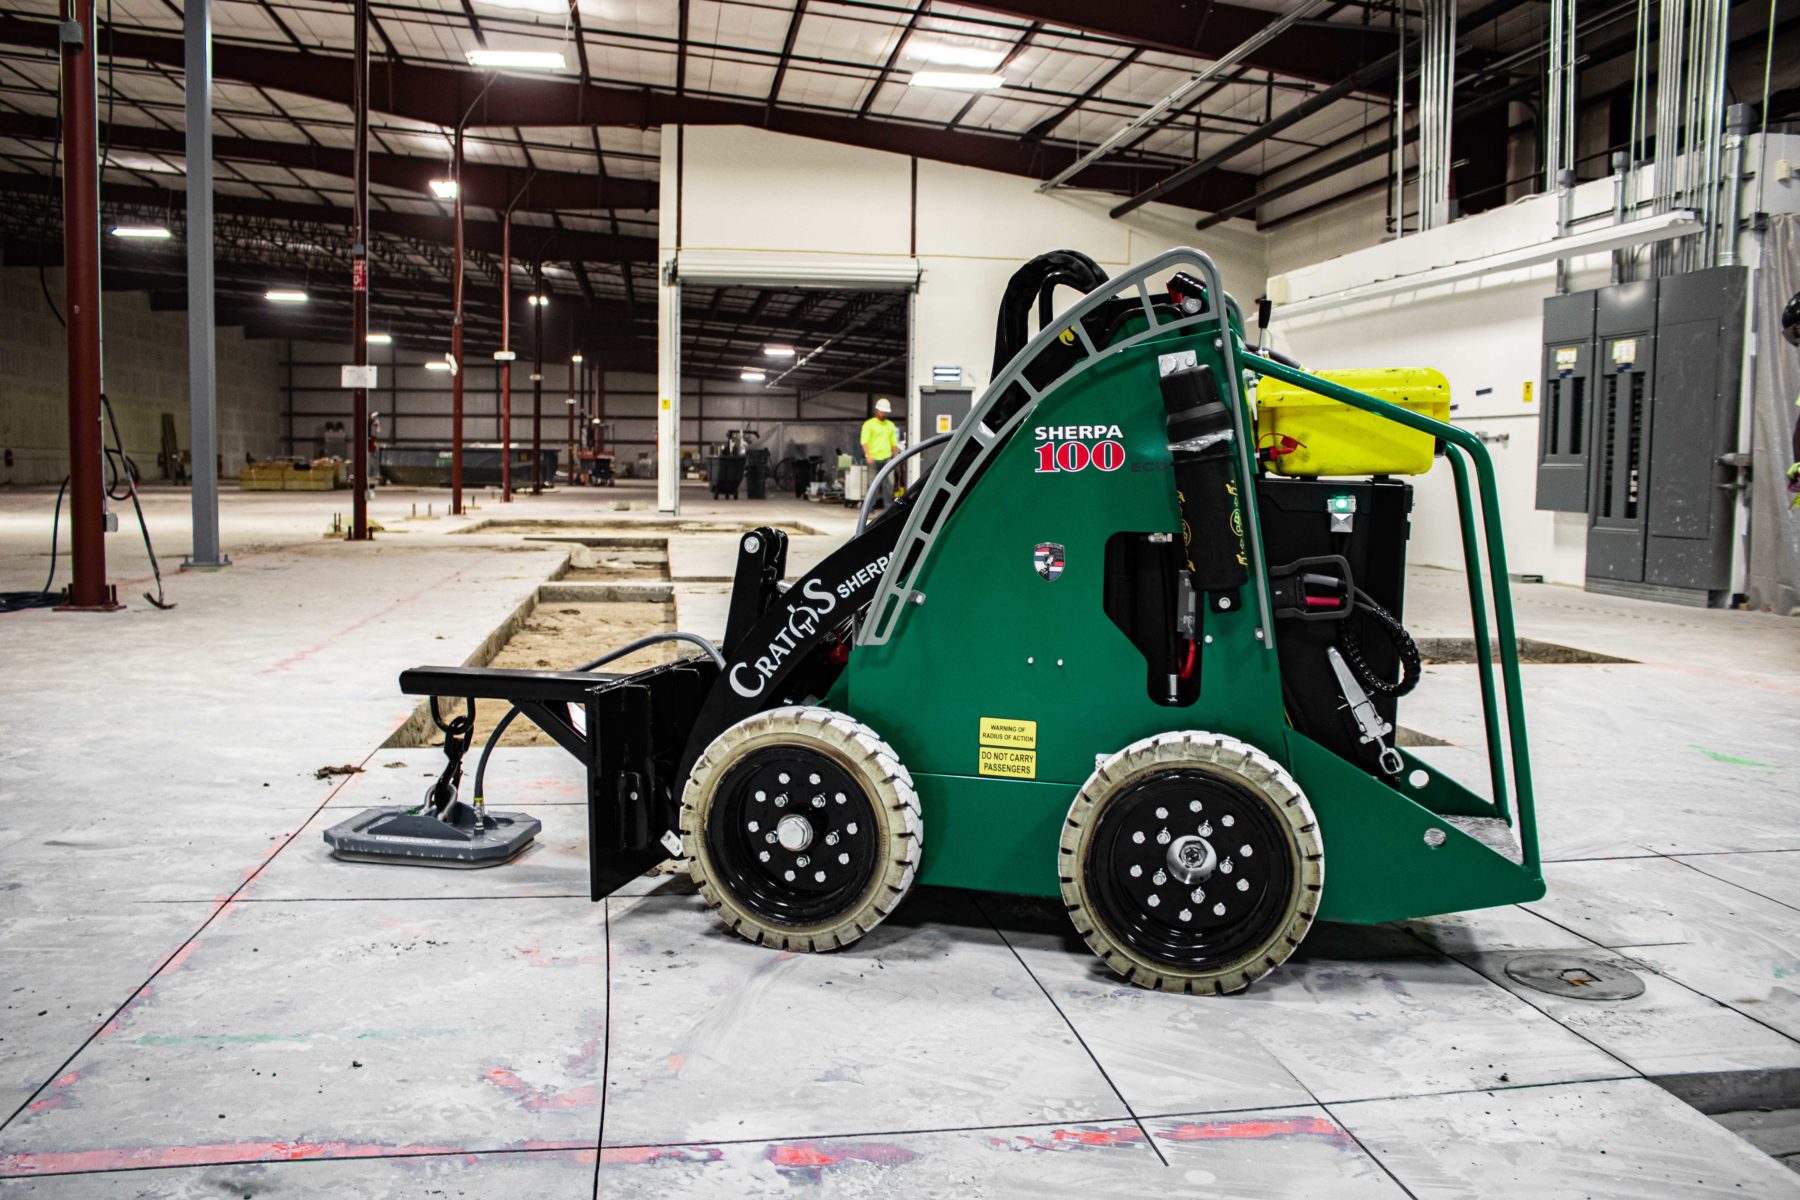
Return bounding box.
[1086,769,1295,971]
[704,746,880,926]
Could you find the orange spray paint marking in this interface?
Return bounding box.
[482,1067,599,1112]
[770,1143,839,1168]
[1159,1116,1344,1142]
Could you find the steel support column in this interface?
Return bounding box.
[500,209,513,501]
[349,0,371,539]
[531,284,543,494]
[57,0,118,609]
[566,353,579,485]
[182,0,226,570]
[451,127,465,514]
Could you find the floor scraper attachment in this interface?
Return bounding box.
[361,246,1544,995]
[323,697,542,866]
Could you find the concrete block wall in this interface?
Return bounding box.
[0,267,286,486]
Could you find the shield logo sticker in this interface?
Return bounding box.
[1034,542,1065,581]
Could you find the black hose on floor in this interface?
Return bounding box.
[0,478,71,613]
[101,394,175,609]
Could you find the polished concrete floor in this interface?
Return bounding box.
[0,480,1796,1197]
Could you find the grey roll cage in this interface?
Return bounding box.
[858,247,1274,651]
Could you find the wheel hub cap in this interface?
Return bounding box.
[1166,834,1216,884]
[775,814,813,852]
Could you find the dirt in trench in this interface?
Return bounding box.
[560,545,670,581]
[464,600,678,747]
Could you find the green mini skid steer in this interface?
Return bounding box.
[332,247,1543,994]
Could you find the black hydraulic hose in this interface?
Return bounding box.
[1339,587,1421,698]
[992,250,1109,376]
[470,631,725,805]
[0,478,71,613]
[100,394,174,609]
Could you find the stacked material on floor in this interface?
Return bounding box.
[240,458,345,491]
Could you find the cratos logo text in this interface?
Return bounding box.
[1033,424,1126,474]
[726,554,891,699]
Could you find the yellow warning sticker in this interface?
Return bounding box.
[978,717,1037,749]
[979,746,1037,778]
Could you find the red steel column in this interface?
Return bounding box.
[57,0,118,611]
[348,0,371,540]
[500,210,513,501]
[450,128,465,514]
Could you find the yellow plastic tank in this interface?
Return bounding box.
[1253,366,1450,477]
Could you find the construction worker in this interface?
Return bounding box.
[860,397,900,510]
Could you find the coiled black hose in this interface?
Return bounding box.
[1338,587,1421,698]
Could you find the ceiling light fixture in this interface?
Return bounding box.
[762,344,795,359]
[907,71,1005,91]
[570,353,583,363]
[904,43,1005,69]
[529,294,549,306]
[429,179,458,200]
[424,360,452,372]
[366,332,393,345]
[466,49,566,70]
[265,289,309,303]
[740,369,767,382]
[109,225,171,239]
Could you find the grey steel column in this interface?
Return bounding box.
[183,0,227,567]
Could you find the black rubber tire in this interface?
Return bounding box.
[681,706,921,951]
[1060,731,1323,994]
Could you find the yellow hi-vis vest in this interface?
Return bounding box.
[860,416,898,461]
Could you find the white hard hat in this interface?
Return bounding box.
[874,398,892,414]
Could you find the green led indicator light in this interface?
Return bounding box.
[1330,495,1353,512]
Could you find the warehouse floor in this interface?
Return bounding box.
[1,481,1797,1197]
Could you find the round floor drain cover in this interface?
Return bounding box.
[1503,954,1645,1001]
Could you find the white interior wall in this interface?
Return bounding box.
[1262,180,1630,585]
[1263,140,1797,588]
[0,267,285,486]
[659,123,1268,506]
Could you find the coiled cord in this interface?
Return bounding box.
[1338,587,1421,698]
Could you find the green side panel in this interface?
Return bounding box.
[912,772,1072,898]
[842,333,1287,789]
[1286,734,1544,924]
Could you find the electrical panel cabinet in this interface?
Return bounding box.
[1642,267,1745,600]
[1534,267,1746,606]
[1585,281,1658,585]
[1535,292,1596,513]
